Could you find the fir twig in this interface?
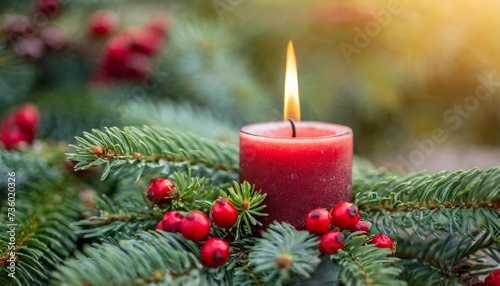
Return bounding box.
[354,168,500,237]
[248,222,320,285]
[0,179,82,286]
[51,231,203,285]
[332,233,405,286]
[222,181,267,240]
[66,126,239,181]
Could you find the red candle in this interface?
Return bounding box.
[239,121,352,229]
[238,41,353,229]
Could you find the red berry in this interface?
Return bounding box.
[371,234,395,252]
[101,34,133,78]
[156,221,165,231]
[484,270,500,286]
[124,53,149,79]
[0,127,31,150]
[130,30,162,56]
[350,220,372,235]
[181,210,210,241]
[330,202,360,230]
[305,208,331,234]
[35,0,60,17]
[88,10,119,36]
[200,237,230,268]
[146,15,172,38]
[318,230,345,254]
[14,103,40,133]
[146,178,175,204]
[211,197,238,228]
[161,211,183,233]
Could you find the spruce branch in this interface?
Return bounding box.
[354,168,500,237]
[222,181,267,239]
[167,171,220,213]
[331,233,405,286]
[0,151,60,199]
[76,194,159,239]
[395,230,498,280]
[51,231,205,285]
[248,222,320,285]
[66,125,239,181]
[0,179,82,286]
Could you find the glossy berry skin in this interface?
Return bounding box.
[146,178,175,204]
[305,208,331,234]
[484,270,500,286]
[330,202,360,230]
[201,238,230,268]
[88,10,119,36]
[318,230,345,254]
[211,197,238,228]
[155,221,165,231]
[350,220,372,235]
[372,234,395,253]
[181,211,210,241]
[161,211,183,233]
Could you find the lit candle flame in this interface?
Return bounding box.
[284,40,301,122]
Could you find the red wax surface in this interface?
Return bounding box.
[239,121,353,229]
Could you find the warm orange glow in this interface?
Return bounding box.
[284,40,300,122]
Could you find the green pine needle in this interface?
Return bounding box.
[67,125,239,181]
[222,181,267,239]
[332,233,405,286]
[51,231,202,285]
[248,222,320,285]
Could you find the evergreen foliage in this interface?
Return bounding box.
[67,125,239,182]
[332,232,405,286]
[0,178,82,286]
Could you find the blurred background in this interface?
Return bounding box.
[1,0,499,173]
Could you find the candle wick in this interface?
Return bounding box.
[288,119,296,138]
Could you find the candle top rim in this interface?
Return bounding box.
[240,121,352,139]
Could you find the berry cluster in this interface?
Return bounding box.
[1,0,66,60]
[0,103,40,150]
[305,202,395,255]
[93,14,171,81]
[147,178,238,268]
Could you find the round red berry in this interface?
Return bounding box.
[350,220,372,235]
[484,270,500,286]
[330,202,360,230]
[155,221,165,231]
[371,234,395,252]
[146,178,175,204]
[318,230,345,254]
[88,10,119,36]
[130,30,162,56]
[201,238,230,268]
[14,103,40,133]
[181,210,210,241]
[161,211,183,233]
[305,208,331,234]
[211,197,238,228]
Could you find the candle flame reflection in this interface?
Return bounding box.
[284,40,301,122]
